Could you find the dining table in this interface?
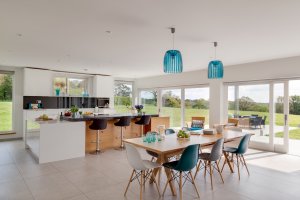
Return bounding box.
[123,129,248,196]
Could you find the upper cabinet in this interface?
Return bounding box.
[93,75,114,100]
[23,68,53,96]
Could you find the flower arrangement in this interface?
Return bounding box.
[135,105,144,114]
[55,81,66,89]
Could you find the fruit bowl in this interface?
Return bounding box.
[177,130,190,140]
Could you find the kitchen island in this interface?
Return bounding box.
[65,114,169,153]
[25,114,169,163]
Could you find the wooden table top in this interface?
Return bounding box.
[123,130,247,154]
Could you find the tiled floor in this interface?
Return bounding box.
[0,140,300,200]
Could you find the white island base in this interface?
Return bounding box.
[25,120,85,164]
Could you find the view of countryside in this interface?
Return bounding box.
[114,82,300,141]
[0,74,13,132]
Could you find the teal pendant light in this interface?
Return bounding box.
[164,28,183,73]
[208,42,223,79]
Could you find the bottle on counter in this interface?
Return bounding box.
[60,112,63,121]
[94,105,99,113]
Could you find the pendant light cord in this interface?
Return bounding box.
[171,27,175,50]
[214,42,217,59]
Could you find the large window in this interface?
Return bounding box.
[53,77,88,96]
[184,87,209,126]
[140,90,157,114]
[0,73,13,133]
[114,81,133,113]
[161,89,181,127]
[228,84,270,143]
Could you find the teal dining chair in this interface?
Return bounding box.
[162,144,200,200]
[221,134,252,180]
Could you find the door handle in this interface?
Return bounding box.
[284,114,287,126]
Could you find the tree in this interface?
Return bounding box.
[114,83,132,97]
[238,96,254,111]
[162,91,181,108]
[0,75,12,101]
[290,95,300,115]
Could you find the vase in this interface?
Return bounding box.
[138,110,142,115]
[55,88,60,96]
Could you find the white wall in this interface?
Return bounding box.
[0,66,23,140]
[135,56,300,127]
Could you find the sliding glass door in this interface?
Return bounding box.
[227,81,290,152]
[139,90,158,114]
[288,80,300,155]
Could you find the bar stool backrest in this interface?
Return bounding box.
[115,116,131,127]
[89,118,108,130]
[135,115,151,125]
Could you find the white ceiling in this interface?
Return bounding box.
[1,0,300,78]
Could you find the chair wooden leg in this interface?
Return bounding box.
[124,170,135,196]
[189,171,200,198]
[179,171,183,200]
[222,152,234,173]
[151,172,161,196]
[194,160,202,179]
[216,161,224,184]
[241,155,250,175]
[209,161,214,190]
[204,161,207,178]
[140,170,144,200]
[236,154,240,180]
[162,172,173,196]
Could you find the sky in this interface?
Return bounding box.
[228,80,300,103]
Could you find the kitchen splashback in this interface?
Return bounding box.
[23,96,109,109]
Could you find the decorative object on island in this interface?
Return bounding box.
[70,105,79,118]
[164,27,183,73]
[208,42,224,79]
[134,104,144,115]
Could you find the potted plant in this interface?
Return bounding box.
[70,105,79,118]
[134,105,144,115]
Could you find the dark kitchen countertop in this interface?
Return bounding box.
[63,113,159,121]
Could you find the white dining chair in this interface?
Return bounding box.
[124,143,161,200]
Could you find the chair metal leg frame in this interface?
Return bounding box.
[162,169,200,200]
[124,169,160,199]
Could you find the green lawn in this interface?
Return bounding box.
[276,129,300,140]
[0,101,12,132]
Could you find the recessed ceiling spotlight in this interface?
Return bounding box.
[83,69,88,72]
[105,31,111,34]
[17,33,22,37]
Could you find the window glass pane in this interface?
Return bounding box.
[140,90,157,114]
[228,86,236,118]
[238,84,270,143]
[68,78,86,96]
[53,77,67,95]
[0,74,13,132]
[161,89,181,128]
[114,82,133,113]
[184,87,209,127]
